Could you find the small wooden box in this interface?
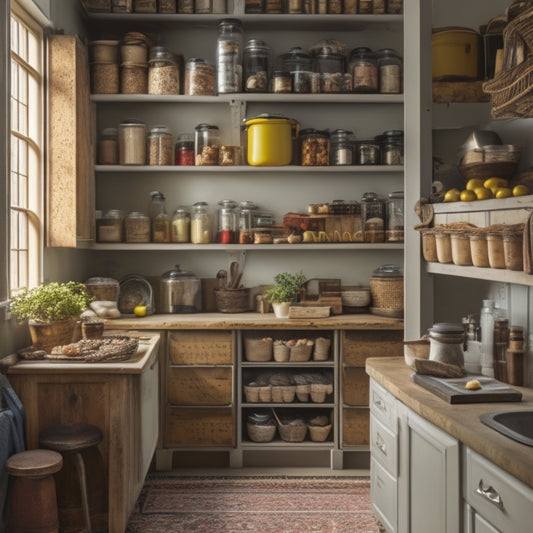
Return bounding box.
[342,366,370,406]
[342,407,370,446]
[167,367,233,406]
[342,330,403,366]
[164,407,234,447]
[168,330,233,365]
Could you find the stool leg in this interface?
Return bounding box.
[73,452,92,533]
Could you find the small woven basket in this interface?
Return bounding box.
[258,385,272,402]
[313,337,331,361]
[247,423,276,443]
[244,337,273,362]
[214,288,250,313]
[308,424,332,442]
[271,385,296,403]
[273,342,290,362]
[278,421,307,442]
[295,383,310,402]
[243,385,260,403]
[310,383,330,403]
[369,277,403,310]
[289,344,313,362]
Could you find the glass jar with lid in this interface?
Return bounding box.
[216,19,243,94]
[381,129,404,165]
[280,47,312,93]
[270,70,292,93]
[149,190,171,243]
[97,209,123,242]
[244,39,270,93]
[265,0,282,12]
[376,48,402,94]
[148,46,180,95]
[349,47,378,93]
[329,129,355,165]
[386,191,404,242]
[300,129,329,166]
[147,125,174,166]
[174,133,194,165]
[97,127,118,165]
[357,139,380,165]
[124,211,151,243]
[171,207,191,243]
[118,119,146,165]
[185,58,215,96]
[238,201,258,244]
[313,52,345,93]
[217,199,238,244]
[191,202,212,244]
[361,192,385,243]
[194,123,220,165]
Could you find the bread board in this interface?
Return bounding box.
[288,306,331,319]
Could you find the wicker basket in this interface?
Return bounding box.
[243,384,260,403]
[369,277,403,310]
[277,421,307,442]
[258,385,273,403]
[308,424,332,442]
[458,161,518,182]
[244,337,273,362]
[247,423,276,443]
[271,385,296,403]
[273,342,290,362]
[214,288,250,313]
[313,337,331,361]
[289,344,313,362]
[310,383,332,403]
[295,383,310,402]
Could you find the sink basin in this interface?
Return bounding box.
[480,411,533,447]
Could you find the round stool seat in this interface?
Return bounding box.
[6,449,63,478]
[39,423,103,453]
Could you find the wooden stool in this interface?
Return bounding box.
[6,449,63,533]
[39,424,108,533]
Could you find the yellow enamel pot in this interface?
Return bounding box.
[432,27,480,81]
[245,114,300,166]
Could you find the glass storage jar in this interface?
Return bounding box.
[487,231,506,269]
[361,192,385,243]
[244,39,270,93]
[217,199,238,244]
[149,190,171,243]
[280,47,313,93]
[387,0,403,14]
[124,211,151,242]
[376,48,402,94]
[97,127,118,165]
[245,0,264,12]
[469,230,490,267]
[327,0,342,13]
[112,0,132,13]
[174,133,194,165]
[216,19,243,94]
[357,139,380,165]
[171,208,191,243]
[313,52,345,93]
[329,129,355,165]
[386,191,404,242]
[434,229,453,264]
[195,0,226,12]
[265,0,283,12]
[238,201,258,244]
[420,228,438,262]
[148,46,180,95]
[184,58,215,95]
[286,0,303,13]
[372,0,386,13]
[350,47,378,93]
[194,123,220,165]
[191,202,212,244]
[503,230,524,271]
[381,129,404,165]
[343,0,357,13]
[450,232,473,265]
[270,70,292,93]
[147,125,174,166]
[97,209,123,242]
[359,0,372,13]
[118,119,146,165]
[219,145,241,165]
[300,129,329,166]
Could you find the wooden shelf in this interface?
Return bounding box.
[431,196,533,214]
[426,262,533,286]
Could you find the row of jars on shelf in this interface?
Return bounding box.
[83,0,403,15]
[98,120,404,166]
[96,192,404,244]
[89,25,402,95]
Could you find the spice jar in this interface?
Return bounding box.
[195,123,220,165]
[270,70,292,93]
[216,19,243,94]
[148,46,180,95]
[219,145,240,165]
[124,211,151,243]
[191,202,212,244]
[147,125,174,165]
[381,130,404,165]
[300,129,329,166]
[469,230,490,267]
[238,201,257,244]
[487,231,506,269]
[357,140,380,165]
[329,129,355,165]
[149,191,171,243]
[217,199,238,244]
[118,119,146,165]
[361,192,385,243]
[174,133,194,165]
[244,39,270,93]
[350,47,378,93]
[97,209,123,242]
[377,48,402,94]
[171,208,191,243]
[386,191,404,242]
[97,127,118,165]
[184,58,215,95]
[503,230,524,271]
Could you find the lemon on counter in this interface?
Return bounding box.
[465,379,482,390]
[495,187,513,199]
[444,188,461,202]
[460,189,477,202]
[466,178,484,191]
[134,305,147,317]
[513,184,530,196]
[483,177,508,192]
[474,187,493,200]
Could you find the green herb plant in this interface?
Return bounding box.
[264,271,307,304]
[10,281,94,322]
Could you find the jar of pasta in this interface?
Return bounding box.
[300,129,329,166]
[194,123,220,165]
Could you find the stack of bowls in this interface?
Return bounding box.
[120,32,152,94]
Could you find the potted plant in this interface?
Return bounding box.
[264,271,307,318]
[10,281,94,352]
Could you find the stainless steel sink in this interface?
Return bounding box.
[480,411,533,447]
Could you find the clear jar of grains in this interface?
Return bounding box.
[171,208,191,243]
[124,211,151,242]
[97,127,118,165]
[191,201,212,243]
[350,47,378,93]
[184,58,216,96]
[118,119,146,165]
[148,46,180,95]
[147,125,174,165]
[194,123,221,165]
[97,209,123,242]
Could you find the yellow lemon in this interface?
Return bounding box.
[460,189,477,202]
[513,184,530,196]
[133,305,147,317]
[465,380,482,390]
[483,177,508,191]
[474,187,493,200]
[495,187,513,199]
[444,188,461,202]
[466,178,484,191]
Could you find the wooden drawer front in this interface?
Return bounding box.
[168,330,233,365]
[342,407,369,446]
[342,330,403,366]
[167,367,232,405]
[164,407,234,447]
[369,379,397,432]
[370,415,398,477]
[342,366,369,406]
[465,447,533,533]
[371,457,397,533]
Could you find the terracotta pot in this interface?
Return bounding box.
[28,318,79,353]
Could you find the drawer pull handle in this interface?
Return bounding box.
[374,397,386,412]
[476,480,504,510]
[375,432,387,456]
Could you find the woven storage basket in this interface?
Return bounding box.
[369,277,403,310]
[458,161,518,181]
[295,383,310,402]
[308,424,332,442]
[278,421,307,442]
[271,385,296,403]
[247,423,276,443]
[244,337,273,362]
[214,288,250,313]
[313,337,331,361]
[258,385,273,402]
[310,383,330,403]
[243,384,260,403]
[289,344,313,362]
[273,342,290,362]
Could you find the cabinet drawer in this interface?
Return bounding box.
[167,367,233,405]
[164,406,234,447]
[369,379,397,432]
[342,366,369,406]
[370,415,398,477]
[371,457,397,533]
[465,447,533,533]
[168,330,233,364]
[342,330,403,366]
[342,407,369,446]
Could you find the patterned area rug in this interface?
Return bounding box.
[126,476,385,533]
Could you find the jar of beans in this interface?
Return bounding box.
[185,58,216,95]
[147,125,174,166]
[175,133,195,165]
[148,46,180,95]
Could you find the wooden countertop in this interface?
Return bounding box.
[366,357,533,489]
[104,312,404,330]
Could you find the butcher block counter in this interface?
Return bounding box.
[366,357,533,489]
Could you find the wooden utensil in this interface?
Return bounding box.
[216,269,227,289]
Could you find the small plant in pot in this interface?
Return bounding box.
[10,281,94,352]
[264,271,307,318]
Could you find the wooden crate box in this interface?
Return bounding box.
[167,367,233,406]
[342,330,403,366]
[342,366,370,406]
[342,407,370,446]
[168,330,233,365]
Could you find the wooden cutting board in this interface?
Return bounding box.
[412,374,523,404]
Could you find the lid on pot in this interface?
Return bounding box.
[84,277,119,287]
[161,265,198,281]
[245,113,292,126]
[371,264,403,278]
[429,322,464,334]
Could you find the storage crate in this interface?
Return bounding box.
[168,330,233,365]
[342,367,370,406]
[167,367,232,406]
[342,407,370,446]
[342,330,403,366]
